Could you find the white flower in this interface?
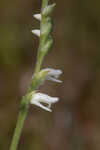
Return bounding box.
[42,68,62,83]
[33,14,41,21]
[30,92,59,112]
[32,29,40,37]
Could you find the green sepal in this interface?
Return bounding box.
[42,3,56,16]
[41,18,53,36]
[41,37,53,53]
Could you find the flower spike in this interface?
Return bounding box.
[9,2,61,150]
[32,30,40,37]
[30,92,59,112]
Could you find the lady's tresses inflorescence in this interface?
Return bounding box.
[9,1,62,150]
[31,0,62,112]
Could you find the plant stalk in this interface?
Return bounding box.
[9,107,28,150]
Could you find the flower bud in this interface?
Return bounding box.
[33,14,41,21]
[32,30,40,37]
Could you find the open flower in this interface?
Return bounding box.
[30,92,59,112]
[41,68,62,83]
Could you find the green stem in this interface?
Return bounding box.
[9,107,28,150]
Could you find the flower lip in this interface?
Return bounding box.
[30,92,59,112]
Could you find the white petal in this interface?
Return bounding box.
[43,68,62,77]
[48,68,62,77]
[32,93,59,104]
[48,76,62,83]
[32,29,40,37]
[41,68,62,83]
[33,14,41,21]
[31,101,52,112]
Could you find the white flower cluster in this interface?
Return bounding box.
[31,14,62,112]
[30,68,62,112]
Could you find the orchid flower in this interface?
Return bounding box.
[41,68,62,83]
[30,92,59,112]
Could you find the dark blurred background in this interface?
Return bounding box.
[0,0,100,150]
